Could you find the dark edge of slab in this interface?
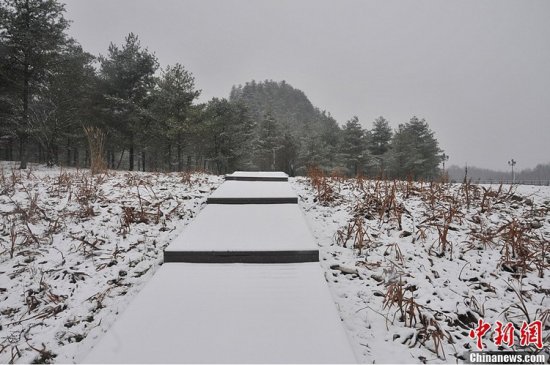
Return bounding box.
[224,176,289,182]
[207,197,298,204]
[164,250,319,263]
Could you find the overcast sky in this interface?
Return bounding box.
[63,0,549,170]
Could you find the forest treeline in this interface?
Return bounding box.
[447,163,550,184]
[0,0,446,178]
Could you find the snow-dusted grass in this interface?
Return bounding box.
[2,163,548,364]
[292,175,549,363]
[0,163,222,364]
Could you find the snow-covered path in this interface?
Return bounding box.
[81,172,357,363]
[207,180,298,204]
[164,204,319,263]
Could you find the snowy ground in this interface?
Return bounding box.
[0,163,222,364]
[291,174,549,363]
[1,164,548,364]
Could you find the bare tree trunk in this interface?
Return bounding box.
[6,139,13,160]
[141,151,145,171]
[19,81,29,167]
[66,138,71,166]
[129,145,134,171]
[18,0,31,169]
[45,144,51,166]
[18,135,27,168]
[38,144,44,164]
[167,144,172,172]
[116,149,125,170]
[177,144,182,172]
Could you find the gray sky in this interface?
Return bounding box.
[63,0,550,170]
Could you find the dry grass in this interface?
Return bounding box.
[0,165,221,363]
[83,126,107,175]
[318,174,548,360]
[335,216,372,255]
[307,166,338,205]
[381,277,452,359]
[332,176,548,277]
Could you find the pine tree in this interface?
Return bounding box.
[254,112,282,170]
[277,132,298,175]
[340,116,366,176]
[0,40,17,160]
[388,116,443,179]
[150,63,200,171]
[297,133,332,174]
[369,116,393,155]
[33,42,96,166]
[98,33,158,171]
[369,116,393,174]
[201,98,254,174]
[0,0,70,168]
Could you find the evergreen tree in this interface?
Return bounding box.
[277,132,298,175]
[369,116,393,174]
[388,116,443,179]
[98,33,158,171]
[0,40,17,160]
[254,112,282,170]
[150,63,200,171]
[369,116,392,155]
[0,0,70,168]
[33,42,96,166]
[339,116,366,176]
[297,133,332,174]
[316,110,342,168]
[201,98,254,174]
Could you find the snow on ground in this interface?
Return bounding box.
[291,175,550,363]
[0,162,222,364]
[1,163,548,364]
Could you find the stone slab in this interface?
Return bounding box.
[82,263,357,364]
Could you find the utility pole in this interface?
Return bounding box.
[508,159,517,184]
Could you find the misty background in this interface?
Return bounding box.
[62,0,550,171]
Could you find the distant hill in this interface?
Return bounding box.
[447,163,550,184]
[228,80,448,179]
[229,80,339,138]
[228,80,343,175]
